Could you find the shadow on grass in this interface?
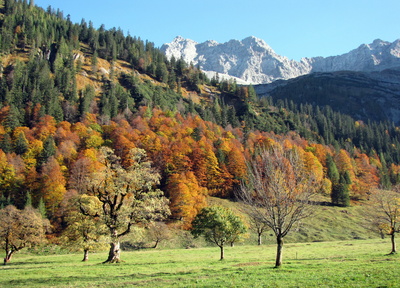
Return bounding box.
[1,260,63,270]
[3,275,97,287]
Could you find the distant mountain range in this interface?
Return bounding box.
[161,36,400,85]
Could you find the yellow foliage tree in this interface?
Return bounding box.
[40,157,67,218]
[167,171,207,229]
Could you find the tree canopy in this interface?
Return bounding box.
[0,205,49,265]
[191,205,247,260]
[87,147,170,263]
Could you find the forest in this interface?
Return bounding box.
[1,0,400,265]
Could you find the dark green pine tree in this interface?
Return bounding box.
[0,193,11,209]
[227,106,240,127]
[248,85,257,102]
[326,154,340,184]
[331,174,350,207]
[14,132,29,155]
[37,135,56,168]
[25,191,33,208]
[78,85,95,118]
[378,153,391,189]
[99,91,111,119]
[4,104,22,130]
[0,133,13,153]
[156,61,168,83]
[167,69,176,90]
[37,197,47,218]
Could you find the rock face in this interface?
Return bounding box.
[305,39,400,73]
[161,36,400,84]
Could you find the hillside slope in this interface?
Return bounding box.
[209,197,379,244]
[0,0,400,244]
[254,68,400,125]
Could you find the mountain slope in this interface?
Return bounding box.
[162,37,400,84]
[254,68,400,124]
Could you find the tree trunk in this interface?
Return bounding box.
[219,245,224,260]
[390,233,397,254]
[3,250,13,265]
[257,233,262,245]
[82,249,89,262]
[153,240,159,249]
[230,242,235,247]
[103,241,121,263]
[275,235,283,268]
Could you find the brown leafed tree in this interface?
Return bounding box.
[0,205,49,265]
[238,146,320,267]
[69,156,96,194]
[146,222,171,249]
[368,187,400,254]
[87,147,170,263]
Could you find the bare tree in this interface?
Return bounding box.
[368,187,400,254]
[246,211,269,245]
[69,157,94,194]
[237,147,320,267]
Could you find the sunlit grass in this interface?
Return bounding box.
[1,238,398,287]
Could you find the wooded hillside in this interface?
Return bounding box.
[0,0,399,235]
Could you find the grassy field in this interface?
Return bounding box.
[1,238,399,288]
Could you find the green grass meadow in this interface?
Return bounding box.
[1,239,399,288]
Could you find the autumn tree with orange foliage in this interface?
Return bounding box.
[40,157,67,218]
[166,171,207,229]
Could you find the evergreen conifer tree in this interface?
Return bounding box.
[37,135,56,168]
[0,133,13,153]
[14,132,29,155]
[331,174,350,207]
[326,154,340,184]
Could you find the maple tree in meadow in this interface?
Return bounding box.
[238,145,321,267]
[0,205,49,265]
[86,147,170,263]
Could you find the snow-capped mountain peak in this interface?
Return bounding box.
[161,37,400,84]
[163,36,198,64]
[161,36,311,84]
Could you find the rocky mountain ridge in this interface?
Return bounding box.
[161,36,400,84]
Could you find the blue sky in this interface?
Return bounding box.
[34,0,400,61]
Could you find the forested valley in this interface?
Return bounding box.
[1,0,400,262]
